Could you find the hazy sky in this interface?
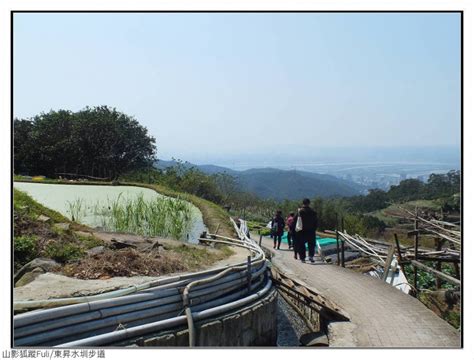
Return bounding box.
[14,12,461,162]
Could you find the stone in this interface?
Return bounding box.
[15,267,45,287]
[300,331,329,347]
[74,231,93,237]
[54,223,70,231]
[110,238,137,249]
[14,258,60,284]
[37,215,51,222]
[86,246,105,256]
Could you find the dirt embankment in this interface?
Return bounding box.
[14,186,248,301]
[14,180,237,276]
[14,230,253,302]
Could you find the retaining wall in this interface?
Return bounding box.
[138,288,278,347]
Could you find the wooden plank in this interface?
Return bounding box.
[414,212,419,292]
[394,234,407,277]
[270,269,349,321]
[272,279,322,311]
[411,260,461,286]
[278,290,318,332]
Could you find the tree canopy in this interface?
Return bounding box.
[14,106,157,179]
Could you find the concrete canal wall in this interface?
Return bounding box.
[138,288,278,347]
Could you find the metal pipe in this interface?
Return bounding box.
[16,268,267,344]
[58,278,272,347]
[15,267,266,340]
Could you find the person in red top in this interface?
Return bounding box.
[286,212,295,250]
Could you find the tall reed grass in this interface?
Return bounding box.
[89,193,194,240]
[67,198,86,223]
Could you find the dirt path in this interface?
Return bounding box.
[14,273,161,301]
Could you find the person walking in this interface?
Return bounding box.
[286,212,299,259]
[294,198,318,263]
[286,212,295,248]
[271,210,285,250]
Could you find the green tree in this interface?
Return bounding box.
[13,106,157,179]
[387,178,425,202]
[13,119,35,174]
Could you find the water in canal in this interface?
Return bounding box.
[276,294,310,347]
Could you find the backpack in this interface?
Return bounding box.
[271,221,279,233]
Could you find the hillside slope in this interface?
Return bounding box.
[155,160,364,200]
[236,168,362,200]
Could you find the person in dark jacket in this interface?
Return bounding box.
[294,198,318,263]
[271,210,285,249]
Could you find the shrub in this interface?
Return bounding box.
[14,235,38,265]
[45,242,84,263]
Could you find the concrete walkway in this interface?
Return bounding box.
[259,236,461,348]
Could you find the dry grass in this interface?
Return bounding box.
[62,244,233,279]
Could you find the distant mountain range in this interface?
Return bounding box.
[154,160,365,200]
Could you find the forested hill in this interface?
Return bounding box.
[155,160,364,200]
[237,168,364,200]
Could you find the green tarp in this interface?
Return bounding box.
[278,232,336,248]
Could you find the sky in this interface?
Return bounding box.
[13,12,461,163]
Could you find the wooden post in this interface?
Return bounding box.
[259,232,263,247]
[413,209,419,294]
[449,242,461,279]
[394,234,407,277]
[336,214,340,266]
[247,256,252,293]
[435,239,443,289]
[341,217,345,268]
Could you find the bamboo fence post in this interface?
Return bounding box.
[247,256,252,293]
[336,214,341,266]
[341,217,345,268]
[449,242,461,279]
[394,233,407,277]
[413,208,419,294]
[435,238,444,289]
